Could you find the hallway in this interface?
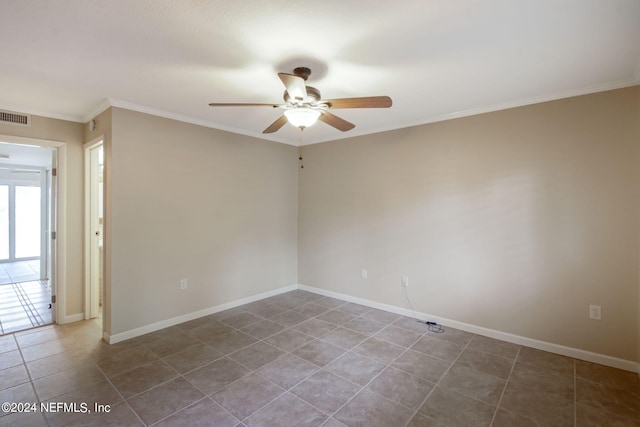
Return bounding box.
[0,260,51,334]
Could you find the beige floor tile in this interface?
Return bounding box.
[245,392,327,427]
[466,335,520,359]
[161,342,222,374]
[257,353,318,389]
[391,349,451,383]
[499,381,574,426]
[291,370,360,414]
[367,366,434,411]
[419,387,496,427]
[33,364,106,401]
[453,347,515,379]
[154,398,239,427]
[335,389,412,427]
[576,359,640,394]
[127,377,204,425]
[293,340,346,367]
[212,372,284,420]
[516,346,574,377]
[576,378,640,421]
[228,341,285,370]
[184,357,250,394]
[109,359,178,397]
[438,365,507,406]
[326,351,385,386]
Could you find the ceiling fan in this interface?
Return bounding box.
[209,67,392,134]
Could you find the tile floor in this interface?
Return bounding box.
[0,290,638,426]
[0,260,41,285]
[0,260,51,335]
[0,281,52,335]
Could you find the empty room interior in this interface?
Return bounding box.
[0,1,639,426]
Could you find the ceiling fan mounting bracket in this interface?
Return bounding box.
[293,67,312,81]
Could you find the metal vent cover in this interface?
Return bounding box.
[0,110,31,127]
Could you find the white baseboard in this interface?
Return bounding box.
[297,284,640,374]
[106,284,297,344]
[100,282,638,374]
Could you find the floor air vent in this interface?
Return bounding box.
[0,110,31,127]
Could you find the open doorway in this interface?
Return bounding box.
[0,142,55,334]
[84,139,103,321]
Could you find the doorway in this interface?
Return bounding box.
[84,140,103,320]
[0,142,56,334]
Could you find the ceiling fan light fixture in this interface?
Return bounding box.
[284,107,320,129]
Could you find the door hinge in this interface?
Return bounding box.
[52,168,57,177]
[51,295,56,304]
[51,231,57,240]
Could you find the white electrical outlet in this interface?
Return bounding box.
[589,305,601,320]
[401,275,409,287]
[180,278,188,290]
[361,268,368,279]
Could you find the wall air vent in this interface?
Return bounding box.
[0,110,31,127]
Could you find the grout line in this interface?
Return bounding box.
[574,359,577,427]
[93,362,149,426]
[488,346,521,426]
[402,333,473,426]
[11,332,51,427]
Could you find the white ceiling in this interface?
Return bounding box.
[1,0,639,146]
[0,142,53,169]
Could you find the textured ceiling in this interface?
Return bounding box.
[1,0,639,145]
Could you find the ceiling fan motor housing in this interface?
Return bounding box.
[283,86,322,105]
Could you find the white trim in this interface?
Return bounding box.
[0,135,65,327]
[300,80,640,146]
[102,280,639,374]
[59,312,85,324]
[107,99,298,147]
[82,100,112,123]
[297,284,639,373]
[105,284,297,344]
[83,137,104,320]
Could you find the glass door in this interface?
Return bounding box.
[16,185,41,259]
[0,185,9,260]
[0,167,46,277]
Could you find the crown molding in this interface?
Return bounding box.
[106,99,299,146]
[301,78,640,146]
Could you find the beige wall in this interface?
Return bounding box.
[0,115,85,319]
[106,108,298,335]
[299,86,640,362]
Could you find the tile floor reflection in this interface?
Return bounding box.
[0,281,52,334]
[0,260,41,285]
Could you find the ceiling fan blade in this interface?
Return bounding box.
[323,96,392,109]
[263,115,288,134]
[318,111,355,132]
[209,103,280,107]
[278,73,307,101]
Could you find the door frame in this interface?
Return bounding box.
[0,134,64,323]
[84,137,103,319]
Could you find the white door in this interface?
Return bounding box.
[48,151,58,322]
[85,141,103,319]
